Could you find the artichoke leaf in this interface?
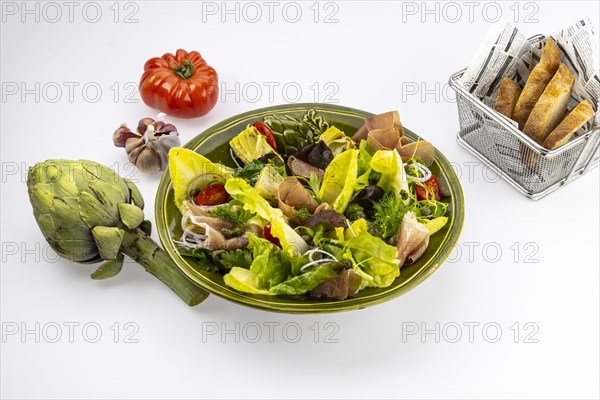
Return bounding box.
[124,178,144,209]
[91,254,124,279]
[79,191,120,228]
[139,220,152,236]
[89,180,128,212]
[92,226,125,260]
[320,126,355,157]
[230,126,275,164]
[28,182,55,215]
[41,196,90,240]
[32,190,96,261]
[52,239,100,263]
[39,216,98,262]
[118,203,144,230]
[254,164,284,206]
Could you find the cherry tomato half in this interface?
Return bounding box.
[263,223,281,246]
[252,121,278,152]
[194,184,230,206]
[415,175,442,201]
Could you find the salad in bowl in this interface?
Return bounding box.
[167,109,452,301]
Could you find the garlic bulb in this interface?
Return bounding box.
[113,117,180,174]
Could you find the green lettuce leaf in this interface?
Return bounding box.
[335,218,368,242]
[225,178,283,222]
[290,253,311,276]
[213,248,253,270]
[247,233,292,287]
[178,248,219,273]
[223,267,274,296]
[269,263,341,295]
[168,148,235,212]
[355,140,375,190]
[370,149,408,198]
[319,149,359,213]
[235,159,265,183]
[345,231,400,288]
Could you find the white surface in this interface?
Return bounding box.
[1,1,599,399]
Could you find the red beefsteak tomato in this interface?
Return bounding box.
[139,49,218,119]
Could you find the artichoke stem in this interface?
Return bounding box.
[120,229,208,306]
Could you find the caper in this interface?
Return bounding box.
[350,210,367,221]
[421,207,432,216]
[368,227,381,238]
[301,235,313,245]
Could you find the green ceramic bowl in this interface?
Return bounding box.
[155,103,464,313]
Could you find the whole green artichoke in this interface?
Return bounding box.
[27,160,208,306]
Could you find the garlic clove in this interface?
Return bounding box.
[150,142,169,171]
[127,143,145,165]
[158,133,181,149]
[153,121,165,132]
[125,137,145,153]
[136,147,162,174]
[137,117,155,135]
[160,123,178,134]
[113,124,139,148]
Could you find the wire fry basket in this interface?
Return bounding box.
[449,36,600,200]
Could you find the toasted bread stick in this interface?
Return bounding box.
[513,38,561,129]
[543,100,596,149]
[494,78,522,118]
[523,63,575,144]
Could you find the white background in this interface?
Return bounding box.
[1,1,599,399]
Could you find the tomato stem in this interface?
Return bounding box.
[170,59,195,80]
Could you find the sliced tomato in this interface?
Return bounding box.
[415,175,442,201]
[194,184,230,206]
[263,223,281,246]
[252,121,278,152]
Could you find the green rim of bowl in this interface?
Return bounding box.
[155,103,464,313]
